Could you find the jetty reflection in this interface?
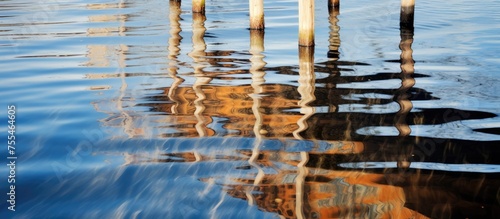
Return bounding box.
[84,2,500,218]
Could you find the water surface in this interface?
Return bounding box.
[1,0,500,218]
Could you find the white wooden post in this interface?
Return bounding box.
[249,0,265,29]
[299,0,315,46]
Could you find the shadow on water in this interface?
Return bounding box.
[81,1,500,219]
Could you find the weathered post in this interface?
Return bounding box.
[328,0,340,11]
[299,0,315,46]
[192,0,205,13]
[400,0,415,32]
[249,0,265,29]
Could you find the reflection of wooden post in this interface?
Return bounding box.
[295,151,309,219]
[249,0,264,29]
[168,0,182,60]
[299,0,314,46]
[395,0,415,169]
[249,30,266,138]
[188,12,211,137]
[293,47,316,139]
[189,13,207,74]
[168,0,185,114]
[395,0,415,137]
[192,0,205,13]
[250,30,266,73]
[247,29,266,206]
[193,76,211,137]
[327,8,340,60]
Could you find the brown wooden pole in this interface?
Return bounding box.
[249,0,265,29]
[299,0,315,46]
[328,0,340,11]
[400,0,415,35]
[192,0,205,14]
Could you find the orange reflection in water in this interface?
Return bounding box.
[85,2,500,218]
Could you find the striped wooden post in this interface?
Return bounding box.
[249,0,265,29]
[298,0,315,46]
[192,0,205,13]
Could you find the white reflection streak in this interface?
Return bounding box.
[294,47,315,219]
[167,1,185,114]
[295,151,309,219]
[293,47,316,140]
[246,30,266,206]
[117,44,135,137]
[189,13,211,137]
[193,76,211,137]
[339,162,500,173]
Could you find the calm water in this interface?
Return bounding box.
[1,0,500,218]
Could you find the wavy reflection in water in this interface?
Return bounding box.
[167,0,185,115]
[394,2,416,169]
[86,2,500,218]
[293,47,316,141]
[247,29,266,205]
[327,8,340,61]
[123,138,426,218]
[190,13,213,137]
[294,47,315,219]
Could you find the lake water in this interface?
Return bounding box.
[1,0,500,218]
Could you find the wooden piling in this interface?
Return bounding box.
[192,0,205,14]
[249,0,265,29]
[328,0,340,11]
[299,0,315,46]
[400,0,415,32]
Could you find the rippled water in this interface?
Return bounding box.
[1,0,500,218]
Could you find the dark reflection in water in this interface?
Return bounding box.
[106,3,500,219]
